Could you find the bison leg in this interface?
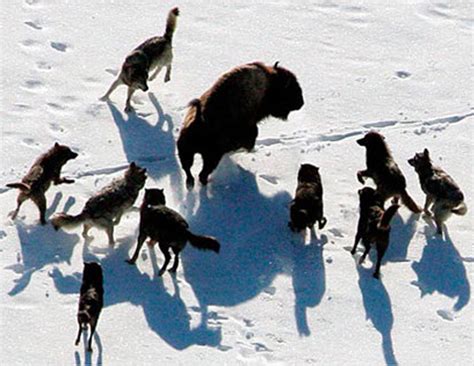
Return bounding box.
[199,152,223,185]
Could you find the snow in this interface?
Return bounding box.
[1,0,472,365]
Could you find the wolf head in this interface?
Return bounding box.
[408,148,432,173]
[358,187,384,209]
[269,62,304,120]
[122,50,149,92]
[143,188,166,206]
[297,163,320,183]
[51,142,79,162]
[82,262,103,286]
[125,162,147,188]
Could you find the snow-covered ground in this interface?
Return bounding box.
[1,0,472,364]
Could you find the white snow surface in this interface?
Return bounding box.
[1,0,473,365]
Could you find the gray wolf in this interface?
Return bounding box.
[351,187,399,279]
[7,143,78,225]
[51,162,147,245]
[75,262,104,352]
[177,61,304,188]
[100,7,179,112]
[126,188,220,275]
[356,131,421,213]
[408,148,467,235]
[289,164,327,232]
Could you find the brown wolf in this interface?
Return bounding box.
[356,131,421,213]
[177,61,304,188]
[289,164,327,232]
[126,188,220,275]
[7,143,78,225]
[351,187,399,279]
[100,7,179,112]
[75,262,104,353]
[51,162,147,245]
[408,148,467,235]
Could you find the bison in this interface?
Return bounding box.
[177,61,304,188]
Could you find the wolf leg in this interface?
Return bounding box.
[105,222,115,246]
[158,242,171,276]
[127,231,147,264]
[9,193,28,220]
[351,232,362,255]
[164,64,172,82]
[373,242,388,279]
[169,245,182,273]
[423,195,434,216]
[87,318,97,352]
[100,77,122,101]
[75,323,83,346]
[124,87,136,113]
[149,65,163,81]
[359,242,371,264]
[31,194,47,225]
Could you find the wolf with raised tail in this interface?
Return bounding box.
[100,7,179,112]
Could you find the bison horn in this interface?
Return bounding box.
[274,61,280,69]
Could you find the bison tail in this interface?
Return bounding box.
[188,98,202,123]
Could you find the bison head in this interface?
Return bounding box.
[269,62,304,120]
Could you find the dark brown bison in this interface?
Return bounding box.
[177,61,304,188]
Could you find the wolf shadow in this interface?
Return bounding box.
[7,193,79,296]
[357,263,398,365]
[51,234,220,351]
[411,224,470,312]
[292,232,328,336]
[106,92,183,200]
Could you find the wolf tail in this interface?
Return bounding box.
[164,7,179,40]
[400,190,422,213]
[51,212,87,230]
[452,202,468,216]
[379,204,400,230]
[6,182,31,192]
[187,231,220,253]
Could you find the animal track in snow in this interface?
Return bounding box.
[259,174,279,185]
[36,61,53,71]
[22,79,45,92]
[24,21,42,30]
[395,71,411,79]
[50,41,69,52]
[20,39,42,48]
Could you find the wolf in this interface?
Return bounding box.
[351,187,399,279]
[126,188,220,275]
[75,262,104,353]
[51,162,147,245]
[7,143,78,225]
[177,61,304,188]
[289,164,327,233]
[408,148,467,235]
[100,7,179,112]
[356,131,421,213]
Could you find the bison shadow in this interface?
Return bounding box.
[356,263,397,366]
[182,158,327,336]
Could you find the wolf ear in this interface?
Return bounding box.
[54,142,60,147]
[130,162,136,168]
[423,148,430,158]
